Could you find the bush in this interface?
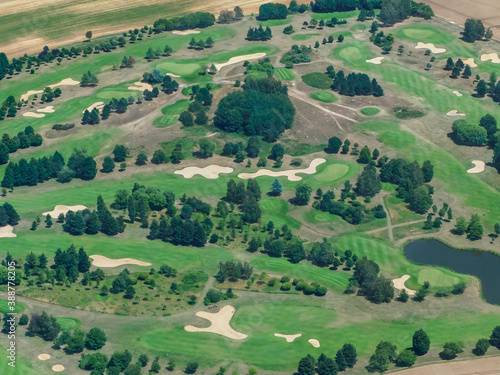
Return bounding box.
[452,120,487,146]
[302,72,332,89]
[267,277,278,287]
[439,342,464,360]
[393,107,425,119]
[280,276,290,283]
[314,286,327,296]
[280,282,291,291]
[52,123,75,130]
[473,338,490,356]
[290,158,302,166]
[204,289,223,304]
[396,349,417,367]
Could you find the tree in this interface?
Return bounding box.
[113,145,128,162]
[439,342,464,360]
[101,156,115,173]
[270,144,285,160]
[473,338,490,356]
[65,329,86,354]
[485,28,493,40]
[342,343,357,368]
[463,19,485,42]
[85,327,107,350]
[86,31,93,40]
[490,326,500,349]
[326,136,342,153]
[298,354,316,375]
[151,149,166,164]
[270,179,283,196]
[137,354,149,367]
[80,70,99,86]
[467,214,483,240]
[135,151,148,166]
[198,138,214,158]
[179,111,194,127]
[185,361,199,374]
[170,142,183,164]
[195,110,208,125]
[462,65,472,78]
[356,164,381,197]
[396,349,417,367]
[477,79,488,97]
[150,357,161,373]
[413,328,430,355]
[358,146,372,163]
[294,183,312,205]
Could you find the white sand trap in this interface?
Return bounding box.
[173,30,200,35]
[392,275,416,296]
[128,81,153,91]
[446,110,465,117]
[481,53,500,64]
[90,255,152,268]
[82,102,104,113]
[37,106,55,113]
[452,90,463,97]
[274,333,302,342]
[415,42,446,54]
[20,90,43,102]
[0,225,16,238]
[175,165,234,179]
[308,339,320,348]
[366,57,385,64]
[38,354,51,361]
[23,112,45,118]
[185,305,247,340]
[52,365,65,372]
[214,53,267,71]
[166,73,180,78]
[42,205,87,217]
[238,158,326,182]
[467,160,485,174]
[20,79,80,101]
[460,58,477,68]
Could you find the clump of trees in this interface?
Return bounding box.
[218,7,244,23]
[453,214,484,240]
[0,202,20,227]
[80,71,99,86]
[370,31,394,53]
[215,260,253,282]
[0,126,43,165]
[451,119,487,146]
[152,12,215,33]
[188,36,214,50]
[25,311,60,341]
[348,257,394,304]
[332,70,384,97]
[463,19,492,43]
[280,45,312,67]
[214,76,295,142]
[297,344,357,375]
[257,3,288,20]
[246,26,272,41]
[379,0,433,25]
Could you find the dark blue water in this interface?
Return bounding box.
[404,239,500,305]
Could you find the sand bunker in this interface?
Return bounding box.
[467,160,485,174]
[214,53,267,71]
[38,354,51,361]
[52,365,65,372]
[23,112,45,118]
[415,42,446,54]
[37,105,55,113]
[173,30,200,35]
[42,205,87,217]
[128,81,153,91]
[366,57,385,64]
[274,333,302,342]
[392,275,416,296]
[83,102,105,113]
[446,110,465,117]
[175,165,234,179]
[460,58,477,68]
[238,158,326,182]
[185,305,247,340]
[20,78,80,101]
[90,255,152,268]
[308,339,320,348]
[452,90,463,97]
[166,73,181,78]
[0,225,16,239]
[481,53,500,64]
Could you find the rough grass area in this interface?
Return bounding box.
[361,107,380,116]
[393,106,425,119]
[301,72,333,89]
[309,90,338,103]
[292,33,320,41]
[274,67,296,80]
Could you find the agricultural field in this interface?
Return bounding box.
[1,1,500,375]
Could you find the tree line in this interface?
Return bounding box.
[152,12,215,33]
[297,344,357,375]
[0,126,43,165]
[378,0,433,25]
[330,68,384,97]
[246,26,273,41]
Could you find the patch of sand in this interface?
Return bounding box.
[83,102,105,113]
[172,30,200,35]
[185,305,247,340]
[452,90,463,97]
[446,110,465,117]
[214,53,267,71]
[392,275,416,296]
[0,225,16,238]
[308,339,320,348]
[42,205,87,217]
[38,354,51,361]
[23,112,45,118]
[20,78,80,101]
[20,90,43,102]
[238,158,326,182]
[166,73,181,78]
[481,53,500,64]
[89,255,152,268]
[175,165,234,179]
[366,57,385,64]
[37,105,55,113]
[52,365,65,372]
[467,160,485,174]
[460,58,477,68]
[274,333,302,342]
[415,42,446,54]
[128,81,153,91]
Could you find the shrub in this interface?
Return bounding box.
[52,123,75,130]
[204,289,223,304]
[280,282,291,291]
[290,158,302,166]
[267,277,278,287]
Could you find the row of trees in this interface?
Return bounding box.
[297,344,357,375]
[257,3,288,20]
[0,126,43,165]
[379,0,433,25]
[246,26,273,41]
[152,12,215,32]
[331,69,384,97]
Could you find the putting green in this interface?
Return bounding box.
[339,46,364,62]
[401,28,434,40]
[309,91,338,103]
[157,62,201,76]
[314,164,349,181]
[153,115,178,128]
[274,67,296,81]
[56,317,81,331]
[378,130,416,149]
[161,99,190,115]
[0,298,25,313]
[303,210,340,224]
[361,107,380,116]
[417,269,460,288]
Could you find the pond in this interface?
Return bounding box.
[404,239,500,305]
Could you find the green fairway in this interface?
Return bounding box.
[334,42,372,68]
[260,196,301,230]
[274,67,296,80]
[301,73,333,89]
[292,33,320,41]
[56,317,82,331]
[378,130,416,149]
[309,91,338,103]
[417,269,460,287]
[257,18,293,27]
[153,115,178,128]
[161,99,190,115]
[303,210,341,224]
[157,62,201,77]
[0,299,25,314]
[313,163,350,181]
[361,107,380,116]
[361,121,399,132]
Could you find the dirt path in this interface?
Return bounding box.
[389,355,500,375]
[366,219,427,235]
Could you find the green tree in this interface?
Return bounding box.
[412,328,430,355]
[439,342,464,360]
[101,156,115,173]
[85,327,107,350]
[185,361,199,374]
[86,31,92,40]
[294,183,312,205]
[396,349,417,367]
[326,136,342,153]
[473,338,490,356]
[490,326,500,349]
[179,111,194,127]
[112,145,128,162]
[298,354,315,375]
[467,214,483,240]
[135,151,148,166]
[197,138,215,158]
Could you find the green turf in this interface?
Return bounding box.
[153,115,178,128]
[161,99,190,115]
[313,163,350,181]
[260,196,301,230]
[378,130,416,149]
[309,91,338,103]
[0,299,25,314]
[312,10,361,20]
[291,33,320,41]
[303,210,340,224]
[361,107,380,116]
[257,18,293,27]
[301,73,333,89]
[56,317,81,331]
[156,62,201,77]
[274,67,296,81]
[417,269,460,287]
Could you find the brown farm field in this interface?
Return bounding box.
[0,0,310,58]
